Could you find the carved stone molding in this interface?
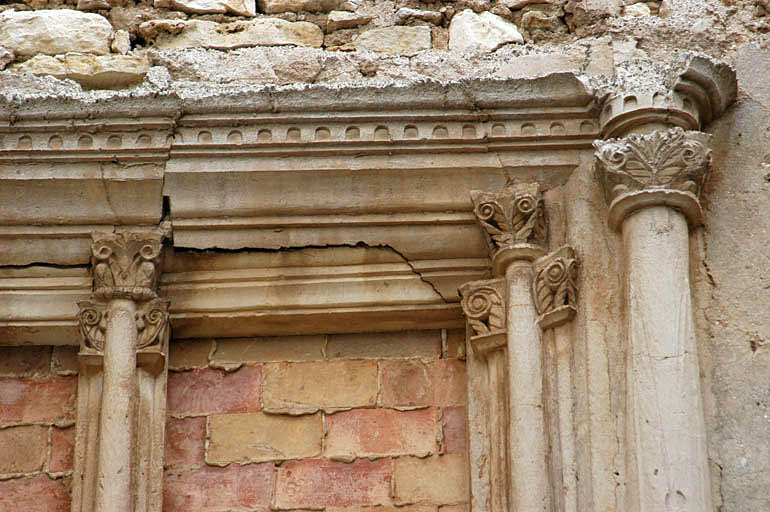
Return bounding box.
[594,127,712,230]
[599,54,737,138]
[91,231,164,300]
[459,278,507,356]
[533,246,579,330]
[470,182,547,275]
[78,297,171,367]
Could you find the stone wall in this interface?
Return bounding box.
[163,329,468,511]
[0,346,77,511]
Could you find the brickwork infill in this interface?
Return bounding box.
[164,329,470,511]
[0,346,78,512]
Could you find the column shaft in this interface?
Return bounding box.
[554,325,578,512]
[95,298,138,512]
[486,348,511,512]
[622,206,711,512]
[506,260,551,511]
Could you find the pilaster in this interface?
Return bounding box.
[462,182,551,511]
[72,231,170,512]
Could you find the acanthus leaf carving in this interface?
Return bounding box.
[91,231,164,301]
[459,278,507,355]
[594,127,711,199]
[471,182,547,259]
[533,246,578,330]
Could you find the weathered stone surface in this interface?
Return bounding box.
[0,476,70,511]
[0,347,50,377]
[49,426,75,473]
[0,46,13,71]
[208,412,322,463]
[449,9,523,52]
[0,376,76,425]
[111,29,131,54]
[51,347,79,376]
[325,408,440,460]
[169,339,214,370]
[326,10,371,32]
[396,7,443,25]
[211,335,324,364]
[327,330,440,359]
[163,463,275,511]
[394,454,469,505]
[0,9,113,57]
[495,51,584,79]
[263,360,377,412]
[353,26,431,55]
[442,406,468,455]
[622,2,651,16]
[154,0,256,16]
[12,54,150,89]
[77,0,111,10]
[258,0,356,13]
[0,425,47,473]
[167,365,261,416]
[380,359,466,407]
[275,458,391,509]
[164,417,206,469]
[140,18,323,50]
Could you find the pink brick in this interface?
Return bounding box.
[0,475,70,512]
[275,458,392,509]
[380,360,466,407]
[50,426,75,473]
[167,365,261,416]
[163,463,274,511]
[325,408,440,459]
[441,407,468,455]
[0,376,76,425]
[165,417,206,469]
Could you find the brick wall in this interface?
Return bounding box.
[0,346,78,512]
[165,329,469,512]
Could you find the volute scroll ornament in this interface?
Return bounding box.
[594,127,712,230]
[470,182,547,274]
[459,278,507,356]
[533,246,578,330]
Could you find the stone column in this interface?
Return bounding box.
[594,128,713,512]
[73,232,170,512]
[533,246,579,512]
[466,182,552,511]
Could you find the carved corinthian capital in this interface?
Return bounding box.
[533,246,578,330]
[91,231,164,301]
[594,127,711,230]
[459,278,507,357]
[471,182,547,274]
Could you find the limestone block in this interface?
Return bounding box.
[208,412,322,463]
[154,0,256,16]
[395,7,443,25]
[353,26,431,56]
[258,0,357,13]
[12,54,150,89]
[0,9,113,58]
[0,46,13,71]
[139,18,323,50]
[495,52,584,79]
[326,10,371,32]
[111,29,131,55]
[622,2,651,16]
[449,10,523,52]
